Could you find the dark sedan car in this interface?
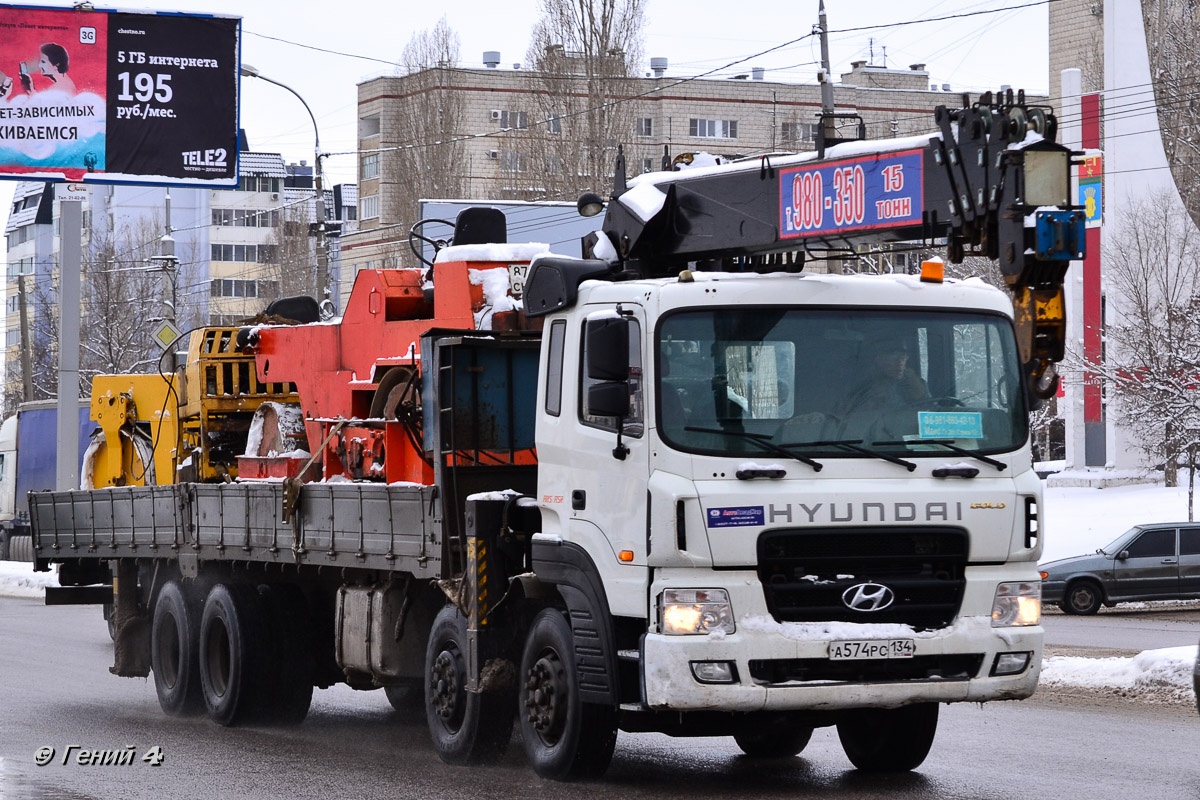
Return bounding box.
[1039,522,1200,615]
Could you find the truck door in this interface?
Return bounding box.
[560,308,649,607]
[1112,527,1179,598]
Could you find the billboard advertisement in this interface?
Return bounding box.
[0,4,239,186]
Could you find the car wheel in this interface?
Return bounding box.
[1062,580,1102,615]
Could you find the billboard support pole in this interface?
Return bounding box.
[56,199,82,492]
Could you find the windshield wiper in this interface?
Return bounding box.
[873,439,1007,471]
[684,426,823,471]
[777,438,916,472]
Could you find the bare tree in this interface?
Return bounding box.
[387,18,468,234]
[267,200,318,301]
[1078,190,1200,485]
[522,0,647,200]
[1145,0,1200,227]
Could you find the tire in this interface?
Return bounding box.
[1061,580,1103,615]
[257,583,314,725]
[104,602,116,641]
[7,534,31,563]
[199,582,269,727]
[518,608,618,781]
[733,716,814,758]
[151,581,204,717]
[837,703,939,772]
[385,678,425,713]
[424,605,513,764]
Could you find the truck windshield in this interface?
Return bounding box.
[657,308,1027,459]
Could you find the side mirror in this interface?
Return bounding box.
[586,317,630,381]
[1116,550,1129,561]
[587,382,630,418]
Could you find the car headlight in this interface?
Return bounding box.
[991,581,1041,627]
[660,588,735,635]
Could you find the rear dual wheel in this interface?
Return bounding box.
[151,580,204,717]
[198,582,313,726]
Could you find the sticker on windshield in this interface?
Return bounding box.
[707,506,765,528]
[918,411,983,439]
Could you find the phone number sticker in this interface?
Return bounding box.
[779,149,925,238]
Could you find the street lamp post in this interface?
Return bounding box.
[240,63,328,305]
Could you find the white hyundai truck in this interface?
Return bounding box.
[33,91,1078,780]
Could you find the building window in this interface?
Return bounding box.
[5,328,20,347]
[6,295,19,313]
[239,176,280,193]
[360,114,381,138]
[499,151,528,172]
[361,153,380,180]
[641,157,655,174]
[548,115,562,134]
[637,117,653,137]
[500,110,528,130]
[781,122,816,145]
[361,194,380,220]
[212,208,279,228]
[689,118,738,139]
[210,244,277,263]
[210,279,278,299]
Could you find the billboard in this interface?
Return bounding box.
[0,4,239,186]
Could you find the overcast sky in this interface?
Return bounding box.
[64,0,1051,187]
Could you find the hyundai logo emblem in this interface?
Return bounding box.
[842,582,895,612]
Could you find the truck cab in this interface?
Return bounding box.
[534,267,1043,723]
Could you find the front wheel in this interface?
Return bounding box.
[518,608,617,781]
[1061,581,1102,615]
[424,606,513,764]
[733,715,813,758]
[837,703,939,772]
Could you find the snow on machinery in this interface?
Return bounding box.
[30,91,1083,781]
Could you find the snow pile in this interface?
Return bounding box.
[0,560,57,599]
[1041,646,1198,705]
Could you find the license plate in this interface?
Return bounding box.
[829,639,915,660]
[508,264,528,298]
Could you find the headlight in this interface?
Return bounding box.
[660,588,735,635]
[991,581,1041,627]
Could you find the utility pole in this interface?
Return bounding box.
[17,271,32,402]
[817,0,837,146]
[160,191,177,372]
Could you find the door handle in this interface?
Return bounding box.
[1161,558,1178,564]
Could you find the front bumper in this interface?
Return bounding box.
[642,567,1043,712]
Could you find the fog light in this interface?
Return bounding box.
[991,581,1041,627]
[691,661,737,684]
[660,588,735,635]
[990,651,1032,676]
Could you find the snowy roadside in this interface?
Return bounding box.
[0,558,59,599]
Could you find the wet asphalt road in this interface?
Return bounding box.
[0,597,1197,800]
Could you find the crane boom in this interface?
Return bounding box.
[591,91,1084,397]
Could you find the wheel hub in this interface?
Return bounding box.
[430,649,462,722]
[523,654,567,743]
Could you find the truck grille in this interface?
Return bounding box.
[756,527,968,630]
[749,654,983,685]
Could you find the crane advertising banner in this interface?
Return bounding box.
[779,149,925,238]
[0,4,239,186]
